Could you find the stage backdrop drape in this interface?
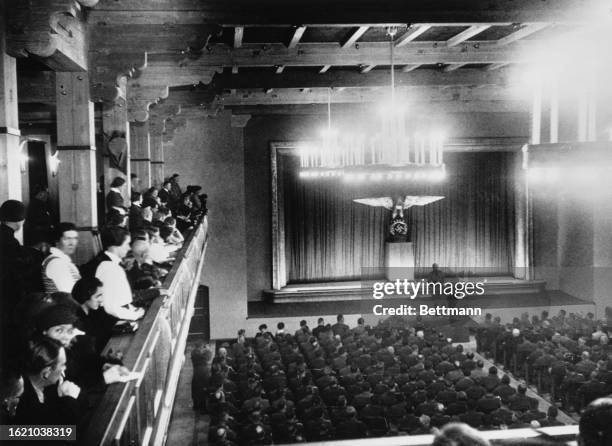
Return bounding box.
[281,152,516,283]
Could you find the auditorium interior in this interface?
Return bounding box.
[2,1,612,445]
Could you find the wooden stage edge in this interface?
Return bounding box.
[242,278,595,339]
[264,276,546,304]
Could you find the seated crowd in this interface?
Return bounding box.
[196,315,572,445]
[476,309,612,414]
[0,174,206,436]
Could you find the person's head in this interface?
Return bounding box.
[131,238,150,262]
[501,375,510,385]
[547,406,558,419]
[54,222,78,256]
[36,305,78,348]
[579,397,612,446]
[24,337,67,386]
[145,225,161,243]
[159,225,173,242]
[258,324,267,333]
[432,263,439,271]
[1,366,23,418]
[142,205,153,222]
[145,187,159,199]
[33,186,49,202]
[72,276,104,311]
[432,422,491,446]
[0,199,26,231]
[101,225,131,258]
[277,322,285,331]
[130,173,139,190]
[317,318,324,326]
[357,317,364,326]
[110,177,126,189]
[164,217,177,228]
[337,314,344,323]
[154,206,170,221]
[162,180,171,191]
[488,366,497,376]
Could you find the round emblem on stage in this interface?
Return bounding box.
[390,219,408,236]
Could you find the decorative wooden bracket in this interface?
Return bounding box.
[6,0,98,71]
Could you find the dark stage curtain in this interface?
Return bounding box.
[282,152,516,283]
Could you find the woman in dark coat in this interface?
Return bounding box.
[105,176,126,211]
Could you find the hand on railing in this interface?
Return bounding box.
[103,364,137,384]
[158,290,171,308]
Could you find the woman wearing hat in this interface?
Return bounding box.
[36,304,131,390]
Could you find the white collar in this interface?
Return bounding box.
[111,187,121,193]
[104,250,122,263]
[49,246,70,260]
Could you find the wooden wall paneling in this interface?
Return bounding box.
[102,100,131,206]
[129,121,151,189]
[55,72,98,264]
[0,23,22,203]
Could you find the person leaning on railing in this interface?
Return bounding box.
[85,226,145,321]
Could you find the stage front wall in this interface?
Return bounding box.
[281,152,516,283]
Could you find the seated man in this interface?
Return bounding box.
[14,337,82,425]
[94,226,145,321]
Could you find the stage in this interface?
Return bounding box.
[242,278,594,342]
[263,276,547,304]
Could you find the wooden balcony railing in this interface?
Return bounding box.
[84,217,209,446]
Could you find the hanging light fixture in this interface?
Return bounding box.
[299,27,446,182]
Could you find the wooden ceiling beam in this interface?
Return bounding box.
[401,64,421,72]
[495,23,549,46]
[209,67,512,89]
[341,26,369,48]
[172,84,516,106]
[395,25,431,47]
[446,25,490,47]
[486,62,509,71]
[443,63,466,72]
[287,26,307,48]
[18,68,513,105]
[225,100,528,114]
[148,41,530,67]
[88,0,610,25]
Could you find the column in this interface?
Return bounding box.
[102,102,131,206]
[150,128,164,187]
[0,17,21,203]
[55,72,98,264]
[130,121,151,189]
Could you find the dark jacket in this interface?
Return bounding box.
[14,378,81,426]
[129,204,145,230]
[105,190,124,210]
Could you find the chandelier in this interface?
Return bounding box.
[299,27,446,182]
